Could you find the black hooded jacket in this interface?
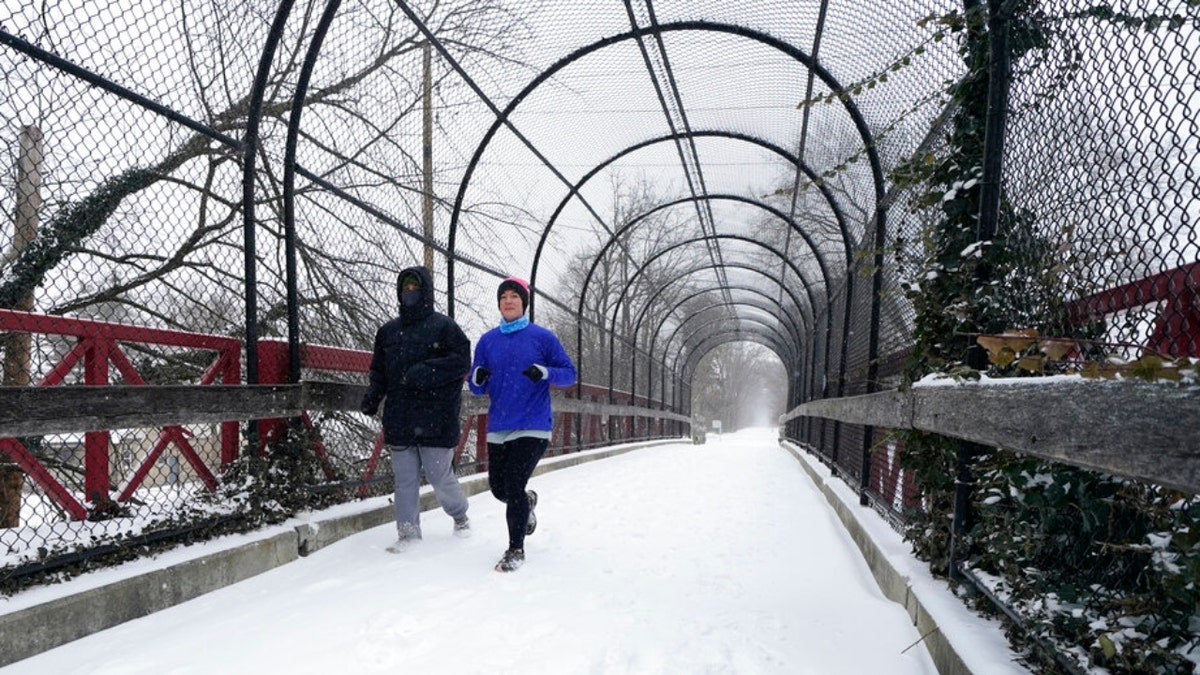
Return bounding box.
[361,265,471,448]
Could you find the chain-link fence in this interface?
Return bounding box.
[3,0,1199,670]
[790,0,1198,506]
[784,2,1199,672]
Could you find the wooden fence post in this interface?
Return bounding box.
[1,124,42,527]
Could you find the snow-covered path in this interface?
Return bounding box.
[4,429,946,674]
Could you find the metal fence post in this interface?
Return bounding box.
[948,441,982,581]
[948,0,1013,580]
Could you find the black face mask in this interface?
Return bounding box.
[400,289,422,307]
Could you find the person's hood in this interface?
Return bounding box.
[396,265,435,319]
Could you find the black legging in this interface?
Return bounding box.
[487,436,548,550]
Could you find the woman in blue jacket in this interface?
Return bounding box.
[469,277,577,572]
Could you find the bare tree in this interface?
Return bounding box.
[1,0,531,357]
[691,342,786,432]
[543,171,703,396]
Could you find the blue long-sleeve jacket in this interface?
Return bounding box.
[468,322,576,432]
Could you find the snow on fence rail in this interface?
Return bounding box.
[782,378,1200,495]
[783,262,1200,497]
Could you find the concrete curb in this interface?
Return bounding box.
[780,441,974,675]
[0,532,299,668]
[0,438,678,667]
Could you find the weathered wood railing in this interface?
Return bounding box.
[0,381,688,444]
[782,378,1200,494]
[0,310,689,526]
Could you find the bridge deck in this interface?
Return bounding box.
[2,430,1023,674]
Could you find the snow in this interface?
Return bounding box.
[913,371,1086,386]
[0,428,1025,674]
[961,241,986,258]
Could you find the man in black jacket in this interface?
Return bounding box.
[361,265,472,552]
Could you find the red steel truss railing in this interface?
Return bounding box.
[1,315,684,520]
[0,309,241,519]
[1067,261,1200,357]
[255,339,675,496]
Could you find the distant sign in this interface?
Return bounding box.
[711,420,722,432]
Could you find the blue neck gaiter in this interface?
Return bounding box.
[499,315,530,334]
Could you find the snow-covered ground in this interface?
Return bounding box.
[0,428,1025,674]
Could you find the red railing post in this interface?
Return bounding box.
[219,347,242,465]
[255,340,291,452]
[83,336,112,509]
[358,433,388,497]
[1148,286,1199,357]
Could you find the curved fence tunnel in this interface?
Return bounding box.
[2,1,1199,670]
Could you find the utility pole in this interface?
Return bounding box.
[422,40,435,273]
[1,124,42,527]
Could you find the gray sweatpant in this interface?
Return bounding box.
[390,445,469,539]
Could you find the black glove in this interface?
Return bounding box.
[360,397,379,416]
[472,367,491,386]
[522,364,545,382]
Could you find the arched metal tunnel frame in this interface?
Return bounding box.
[164,1,896,442]
[0,0,896,443]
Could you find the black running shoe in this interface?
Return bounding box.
[495,547,525,572]
[526,489,538,536]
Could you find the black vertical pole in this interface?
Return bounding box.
[243,0,297,387]
[283,0,342,386]
[241,0,296,461]
[977,0,1013,245]
[950,0,1013,581]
